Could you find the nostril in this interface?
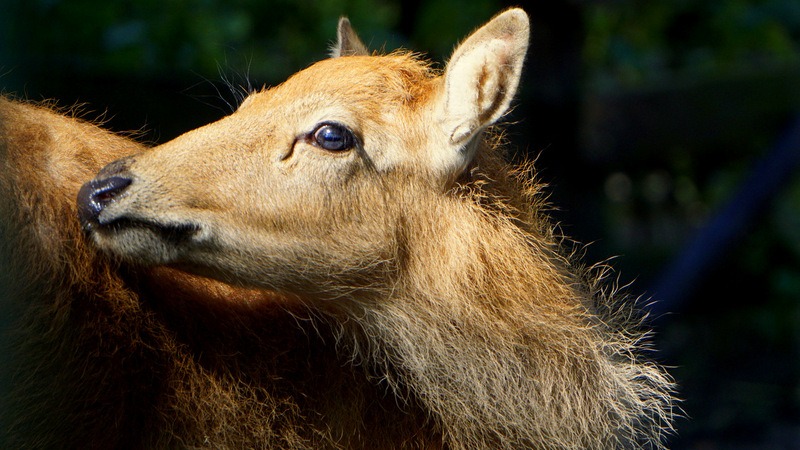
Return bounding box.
[77,176,133,226]
[92,176,132,204]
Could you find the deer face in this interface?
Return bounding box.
[77,10,529,296]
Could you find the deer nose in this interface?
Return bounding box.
[77,176,133,226]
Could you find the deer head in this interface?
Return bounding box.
[77,9,530,298]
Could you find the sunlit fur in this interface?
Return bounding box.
[1,10,675,449]
[320,145,677,449]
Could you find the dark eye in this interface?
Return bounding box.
[312,123,355,151]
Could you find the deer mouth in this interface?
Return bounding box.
[77,177,207,264]
[88,217,203,244]
[79,213,208,266]
[78,175,204,246]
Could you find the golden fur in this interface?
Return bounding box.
[1,9,675,449]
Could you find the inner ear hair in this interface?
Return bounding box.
[442,9,530,145]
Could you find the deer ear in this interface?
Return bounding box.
[330,17,369,57]
[433,8,529,177]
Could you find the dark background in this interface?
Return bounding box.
[2,1,800,448]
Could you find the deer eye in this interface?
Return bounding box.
[312,122,355,151]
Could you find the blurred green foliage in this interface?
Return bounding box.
[9,0,506,85]
[585,0,800,87]
[13,0,400,81]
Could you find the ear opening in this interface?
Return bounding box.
[442,8,529,145]
[431,8,530,179]
[330,17,369,57]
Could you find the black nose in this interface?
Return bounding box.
[77,176,133,227]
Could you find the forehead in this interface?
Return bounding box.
[265,54,436,113]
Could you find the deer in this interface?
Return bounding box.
[1,8,675,449]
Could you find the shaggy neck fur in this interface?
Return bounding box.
[322,141,675,449]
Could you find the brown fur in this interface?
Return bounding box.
[1,9,675,449]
